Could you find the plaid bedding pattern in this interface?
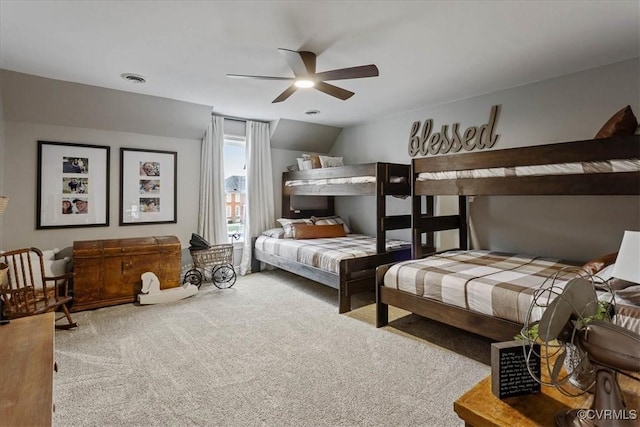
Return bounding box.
[417,159,639,181]
[613,301,640,334]
[383,250,578,324]
[255,234,410,274]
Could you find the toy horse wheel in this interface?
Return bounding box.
[183,269,203,288]
[212,264,236,289]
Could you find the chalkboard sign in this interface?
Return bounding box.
[491,340,541,399]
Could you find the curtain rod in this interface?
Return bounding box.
[211,113,269,124]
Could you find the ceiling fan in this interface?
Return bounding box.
[227,48,379,103]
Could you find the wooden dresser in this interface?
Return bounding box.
[0,312,55,426]
[72,236,181,311]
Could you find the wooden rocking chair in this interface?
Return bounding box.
[0,247,77,329]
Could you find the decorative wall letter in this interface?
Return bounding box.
[407,105,501,157]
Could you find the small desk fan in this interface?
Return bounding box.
[521,271,640,427]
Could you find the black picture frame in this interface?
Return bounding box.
[37,141,110,229]
[120,148,177,225]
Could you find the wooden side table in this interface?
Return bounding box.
[0,312,55,426]
[454,373,640,427]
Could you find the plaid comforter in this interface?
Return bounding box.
[255,234,410,274]
[383,250,578,324]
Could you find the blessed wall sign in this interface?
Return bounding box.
[408,105,501,157]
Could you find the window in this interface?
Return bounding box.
[224,135,246,242]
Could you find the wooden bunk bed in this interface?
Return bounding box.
[376,135,640,341]
[252,162,416,313]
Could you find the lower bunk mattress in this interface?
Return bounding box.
[255,234,410,274]
[382,250,640,333]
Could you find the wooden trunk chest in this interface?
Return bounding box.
[72,236,181,311]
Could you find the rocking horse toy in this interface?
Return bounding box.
[138,271,198,305]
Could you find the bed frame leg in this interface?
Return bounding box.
[338,293,350,314]
[251,237,261,273]
[251,257,261,273]
[375,265,389,327]
[376,298,389,327]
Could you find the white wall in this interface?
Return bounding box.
[330,58,640,262]
[2,121,201,250]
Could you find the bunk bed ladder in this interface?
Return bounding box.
[376,163,411,254]
[411,165,468,258]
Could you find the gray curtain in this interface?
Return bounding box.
[197,116,228,244]
[239,121,275,274]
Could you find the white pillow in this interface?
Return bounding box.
[276,218,313,238]
[1,249,69,292]
[41,248,60,261]
[319,156,344,168]
[42,248,70,278]
[296,158,313,171]
[593,263,635,291]
[261,228,286,239]
[45,258,69,278]
[595,264,615,281]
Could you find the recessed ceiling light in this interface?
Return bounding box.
[121,73,147,84]
[305,110,320,115]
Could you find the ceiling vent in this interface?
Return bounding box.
[121,73,147,84]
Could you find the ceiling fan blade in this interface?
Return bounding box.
[314,81,354,100]
[315,64,379,81]
[278,48,316,76]
[227,74,293,81]
[272,84,298,103]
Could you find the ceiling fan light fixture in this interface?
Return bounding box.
[229,49,378,102]
[294,79,315,88]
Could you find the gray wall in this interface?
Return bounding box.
[2,59,639,261]
[270,147,331,221]
[0,71,331,251]
[330,58,640,262]
[0,71,211,250]
[3,121,202,250]
[1,70,211,140]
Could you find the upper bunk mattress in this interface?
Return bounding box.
[416,159,639,181]
[285,176,376,186]
[285,176,406,186]
[255,234,410,274]
[383,250,578,324]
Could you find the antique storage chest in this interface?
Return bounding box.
[72,236,181,311]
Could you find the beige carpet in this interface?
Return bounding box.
[53,270,492,426]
